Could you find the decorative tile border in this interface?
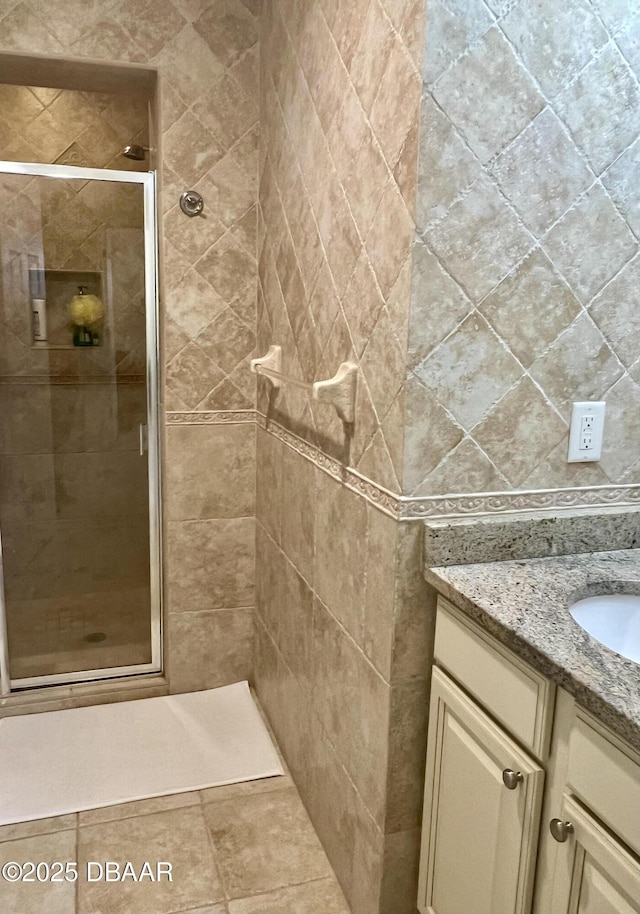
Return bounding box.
[166,410,256,426]
[399,485,640,520]
[258,413,401,518]
[173,409,640,520]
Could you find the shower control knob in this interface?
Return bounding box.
[179,190,204,217]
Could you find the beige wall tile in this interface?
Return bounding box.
[167,517,255,612]
[432,27,543,165]
[380,827,422,914]
[166,423,255,520]
[411,436,508,496]
[422,0,492,85]
[501,0,607,98]
[406,0,640,495]
[529,312,624,414]
[414,312,522,432]
[280,443,316,584]
[590,254,640,369]
[254,617,385,914]
[310,596,391,825]
[479,248,581,369]
[541,183,638,305]
[490,108,593,238]
[313,471,368,644]
[385,678,430,833]
[363,505,397,680]
[167,607,253,693]
[255,426,284,544]
[391,526,436,681]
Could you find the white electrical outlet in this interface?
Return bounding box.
[567,401,606,462]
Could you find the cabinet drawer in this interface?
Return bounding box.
[434,598,555,759]
[567,712,640,857]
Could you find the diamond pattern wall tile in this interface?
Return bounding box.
[348,0,395,117]
[406,0,639,494]
[407,240,473,367]
[414,313,522,432]
[163,110,225,185]
[602,137,640,239]
[597,374,640,481]
[369,32,421,170]
[541,183,638,305]
[479,248,581,369]
[113,0,186,59]
[473,377,567,487]
[166,341,226,409]
[427,174,533,302]
[554,43,640,176]
[194,0,258,67]
[163,203,227,262]
[500,0,608,98]
[489,108,593,238]
[432,26,544,166]
[414,93,483,233]
[195,306,256,375]
[194,228,256,303]
[412,436,508,496]
[529,313,625,414]
[589,253,640,369]
[422,0,493,86]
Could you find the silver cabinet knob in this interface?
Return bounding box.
[550,818,574,842]
[502,769,524,789]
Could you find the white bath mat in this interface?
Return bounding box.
[0,681,284,825]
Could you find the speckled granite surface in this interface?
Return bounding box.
[424,549,640,752]
[424,508,640,566]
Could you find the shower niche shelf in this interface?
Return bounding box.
[28,268,104,349]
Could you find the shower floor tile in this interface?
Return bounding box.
[0,777,351,914]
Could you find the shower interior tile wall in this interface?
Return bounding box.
[404,0,640,497]
[0,85,151,678]
[0,0,261,692]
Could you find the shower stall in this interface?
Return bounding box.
[0,158,161,693]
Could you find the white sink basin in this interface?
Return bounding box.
[569,594,640,664]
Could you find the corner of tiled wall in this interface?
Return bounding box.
[254,1,430,911]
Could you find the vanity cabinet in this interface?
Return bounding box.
[418,597,640,914]
[544,794,640,914]
[420,666,544,914]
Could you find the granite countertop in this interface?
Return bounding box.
[424,548,640,752]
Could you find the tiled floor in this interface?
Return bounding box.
[0,776,350,914]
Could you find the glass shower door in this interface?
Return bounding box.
[0,161,160,690]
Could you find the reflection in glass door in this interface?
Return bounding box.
[0,160,160,691]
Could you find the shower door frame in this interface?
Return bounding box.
[0,159,162,694]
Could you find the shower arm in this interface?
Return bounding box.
[251,345,358,424]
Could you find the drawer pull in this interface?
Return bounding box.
[502,769,524,789]
[550,818,574,842]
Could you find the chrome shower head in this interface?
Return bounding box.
[122,144,148,161]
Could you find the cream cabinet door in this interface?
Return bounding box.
[547,795,640,914]
[418,667,545,914]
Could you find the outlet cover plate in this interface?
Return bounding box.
[567,401,606,462]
